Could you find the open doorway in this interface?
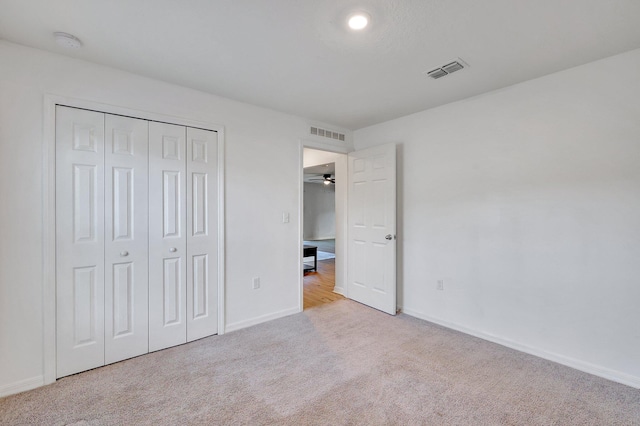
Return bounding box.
[302,148,347,310]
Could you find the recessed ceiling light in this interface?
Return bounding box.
[54,32,82,49]
[348,13,370,30]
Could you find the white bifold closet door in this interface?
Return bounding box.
[56,107,107,377]
[148,123,218,351]
[56,107,149,377]
[185,127,218,342]
[56,106,218,378]
[148,122,187,351]
[104,114,149,364]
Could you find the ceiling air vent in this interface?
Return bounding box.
[427,68,448,79]
[425,58,468,80]
[310,126,345,142]
[442,61,464,74]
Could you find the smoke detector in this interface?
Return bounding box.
[54,32,82,49]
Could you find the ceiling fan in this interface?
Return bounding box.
[308,173,336,185]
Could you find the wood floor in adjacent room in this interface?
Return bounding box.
[303,258,344,310]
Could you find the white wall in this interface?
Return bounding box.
[0,40,352,395]
[354,48,640,387]
[303,182,336,240]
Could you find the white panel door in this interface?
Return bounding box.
[104,114,149,364]
[186,128,218,341]
[149,122,187,352]
[347,143,397,315]
[56,106,106,377]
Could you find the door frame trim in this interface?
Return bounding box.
[43,94,226,384]
[298,139,350,312]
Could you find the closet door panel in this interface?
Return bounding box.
[149,122,187,352]
[104,114,149,364]
[56,106,106,378]
[186,128,218,341]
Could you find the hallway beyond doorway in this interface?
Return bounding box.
[303,238,341,309]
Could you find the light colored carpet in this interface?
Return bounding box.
[1,300,639,425]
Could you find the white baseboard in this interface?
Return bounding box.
[333,286,345,296]
[401,308,640,389]
[225,307,300,333]
[0,375,44,398]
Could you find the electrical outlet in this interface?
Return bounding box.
[437,280,444,291]
[252,277,260,289]
[282,212,290,223]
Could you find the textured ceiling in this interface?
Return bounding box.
[1,0,640,129]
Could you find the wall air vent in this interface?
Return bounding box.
[424,58,468,80]
[310,126,345,142]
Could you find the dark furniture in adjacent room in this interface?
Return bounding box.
[303,245,318,272]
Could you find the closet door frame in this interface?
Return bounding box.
[43,94,226,385]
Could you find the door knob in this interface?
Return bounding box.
[120,251,129,257]
[385,234,394,240]
[169,247,177,253]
